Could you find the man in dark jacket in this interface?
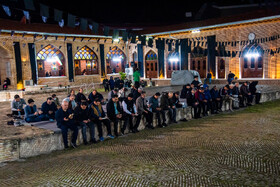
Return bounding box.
[106,95,123,137]
[240,82,253,106]
[41,97,57,121]
[90,98,113,141]
[55,100,78,149]
[136,91,154,129]
[75,88,87,105]
[149,92,166,127]
[172,91,183,108]
[103,76,110,92]
[88,89,104,104]
[160,92,177,124]
[227,71,235,84]
[191,76,202,88]
[249,81,261,104]
[133,88,142,103]
[74,102,96,145]
[195,87,207,116]
[122,93,140,134]
[210,86,221,113]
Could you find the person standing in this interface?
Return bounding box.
[136,91,154,129]
[103,76,110,92]
[108,76,115,91]
[133,68,141,88]
[206,72,212,84]
[227,71,235,84]
[55,100,78,149]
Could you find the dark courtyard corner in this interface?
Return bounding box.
[1,99,280,186]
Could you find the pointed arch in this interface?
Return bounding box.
[241,43,263,78]
[106,46,126,74]
[36,44,65,77]
[74,46,99,75]
[145,50,158,78]
[190,46,207,78]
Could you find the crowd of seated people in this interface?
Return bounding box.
[9,76,261,149]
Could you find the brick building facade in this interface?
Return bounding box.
[0,15,280,90]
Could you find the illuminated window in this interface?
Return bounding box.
[36,44,65,77]
[74,46,98,75]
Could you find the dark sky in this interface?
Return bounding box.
[0,0,275,28]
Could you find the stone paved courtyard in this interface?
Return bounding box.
[0,99,280,186]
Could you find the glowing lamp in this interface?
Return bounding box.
[244,52,260,58]
[192,29,200,33]
[169,57,179,62]
[112,56,122,62]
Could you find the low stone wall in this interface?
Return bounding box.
[0,90,279,163]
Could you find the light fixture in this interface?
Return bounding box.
[113,38,120,43]
[112,56,122,62]
[192,29,200,33]
[244,52,260,58]
[169,57,179,62]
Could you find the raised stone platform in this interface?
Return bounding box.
[1,89,279,163]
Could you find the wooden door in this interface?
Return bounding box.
[146,60,158,78]
[190,57,206,78]
[242,56,263,78]
[218,58,225,79]
[167,61,180,78]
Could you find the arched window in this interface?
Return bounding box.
[106,46,126,74]
[74,46,98,75]
[37,44,65,77]
[241,44,264,78]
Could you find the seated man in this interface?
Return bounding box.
[133,88,142,103]
[55,100,78,149]
[191,88,202,119]
[149,92,166,127]
[75,88,87,105]
[107,95,123,137]
[172,91,183,108]
[136,91,154,129]
[11,94,26,116]
[160,92,176,124]
[108,88,119,101]
[63,95,77,111]
[41,97,57,121]
[240,82,253,106]
[91,98,114,141]
[195,87,208,116]
[191,76,202,88]
[52,94,60,109]
[220,85,233,111]
[122,93,141,134]
[203,84,214,114]
[88,89,104,104]
[24,98,45,122]
[210,86,221,113]
[74,102,96,145]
